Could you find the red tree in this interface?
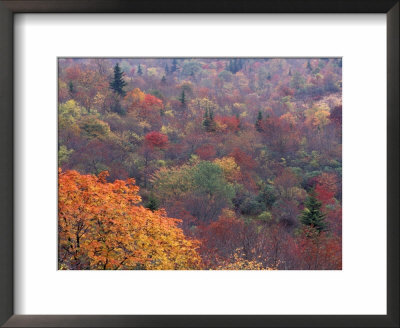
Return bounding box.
[195,144,217,160]
[145,131,169,149]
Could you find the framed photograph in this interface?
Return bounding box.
[0,1,398,327]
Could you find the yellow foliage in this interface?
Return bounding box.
[188,97,217,116]
[215,248,278,270]
[123,88,146,112]
[280,112,297,126]
[219,208,236,219]
[214,120,228,132]
[147,67,161,77]
[213,157,242,183]
[58,169,202,270]
[305,104,331,129]
[138,121,151,130]
[163,110,174,117]
[160,125,175,135]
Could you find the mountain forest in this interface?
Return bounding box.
[58,58,342,270]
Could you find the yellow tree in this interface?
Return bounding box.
[304,104,331,130]
[58,169,202,270]
[213,157,242,183]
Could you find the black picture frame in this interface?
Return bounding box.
[0,1,398,327]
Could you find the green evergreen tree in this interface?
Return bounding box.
[208,108,216,131]
[137,64,143,76]
[68,81,75,94]
[267,72,272,81]
[307,59,312,72]
[145,194,159,212]
[202,107,216,131]
[288,68,292,76]
[110,63,127,96]
[179,90,186,106]
[161,75,167,84]
[227,58,244,74]
[209,107,214,121]
[233,59,238,73]
[171,59,178,72]
[255,111,263,132]
[227,59,233,73]
[300,190,326,232]
[203,108,210,130]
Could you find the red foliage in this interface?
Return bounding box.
[315,173,338,205]
[294,226,342,270]
[196,215,246,267]
[144,94,163,109]
[330,105,342,127]
[166,200,198,233]
[277,85,295,97]
[275,168,300,190]
[145,131,169,149]
[326,204,342,237]
[240,171,258,192]
[315,184,335,205]
[198,87,210,98]
[215,116,240,132]
[168,143,186,159]
[207,216,244,240]
[229,148,256,170]
[260,116,300,153]
[65,66,82,81]
[195,144,216,160]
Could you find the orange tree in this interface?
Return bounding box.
[58,169,202,270]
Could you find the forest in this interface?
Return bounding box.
[58,58,342,270]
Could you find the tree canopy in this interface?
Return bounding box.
[58,58,342,270]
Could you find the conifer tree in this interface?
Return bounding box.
[203,108,210,130]
[227,59,233,73]
[208,108,216,132]
[161,75,167,84]
[300,190,327,232]
[110,63,127,96]
[68,81,75,95]
[137,64,143,76]
[171,59,178,73]
[307,59,312,72]
[179,90,186,106]
[145,194,159,212]
[209,107,214,121]
[255,111,263,132]
[227,58,243,74]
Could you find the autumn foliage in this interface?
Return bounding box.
[145,131,169,149]
[58,58,342,270]
[58,169,201,270]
